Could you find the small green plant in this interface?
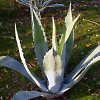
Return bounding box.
[16,0,64,18]
[0,2,100,100]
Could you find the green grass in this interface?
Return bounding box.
[0,0,100,99]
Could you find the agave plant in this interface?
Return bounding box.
[16,0,64,18]
[0,2,100,100]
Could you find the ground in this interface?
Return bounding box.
[0,0,100,100]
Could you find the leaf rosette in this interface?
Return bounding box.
[0,2,100,100]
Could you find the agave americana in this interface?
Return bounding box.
[0,2,100,100]
[16,0,64,19]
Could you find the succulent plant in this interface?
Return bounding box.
[0,2,100,100]
[16,0,64,18]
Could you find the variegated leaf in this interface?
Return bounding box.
[73,54,100,82]
[16,0,30,6]
[0,56,34,82]
[60,50,100,94]
[47,4,65,8]
[58,14,80,56]
[29,3,48,75]
[61,3,74,74]
[58,80,76,95]
[43,48,63,93]
[12,90,58,100]
[15,24,48,92]
[12,91,42,100]
[11,91,41,100]
[64,45,100,82]
[52,17,58,52]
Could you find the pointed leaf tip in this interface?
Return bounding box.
[69,1,71,10]
[73,14,80,23]
[30,5,48,72]
[15,23,48,92]
[52,17,58,51]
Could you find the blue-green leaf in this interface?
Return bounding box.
[15,24,48,92]
[60,52,100,94]
[58,5,80,56]
[47,4,65,8]
[58,80,76,95]
[12,91,42,100]
[52,17,58,52]
[58,45,100,94]
[30,3,48,74]
[73,53,100,82]
[61,3,74,72]
[0,56,34,82]
[12,90,58,100]
[16,0,30,6]
[64,45,100,83]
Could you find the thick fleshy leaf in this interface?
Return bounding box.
[16,0,30,6]
[58,80,76,94]
[0,56,34,82]
[61,31,74,70]
[73,54,100,82]
[59,49,100,94]
[43,0,52,7]
[64,45,100,82]
[65,2,72,26]
[12,91,46,100]
[15,24,48,92]
[30,3,48,73]
[61,3,74,74]
[52,17,58,51]
[29,2,48,82]
[40,0,53,12]
[43,48,63,93]
[47,4,65,7]
[12,91,42,100]
[16,0,50,8]
[58,14,80,56]
[12,90,58,100]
